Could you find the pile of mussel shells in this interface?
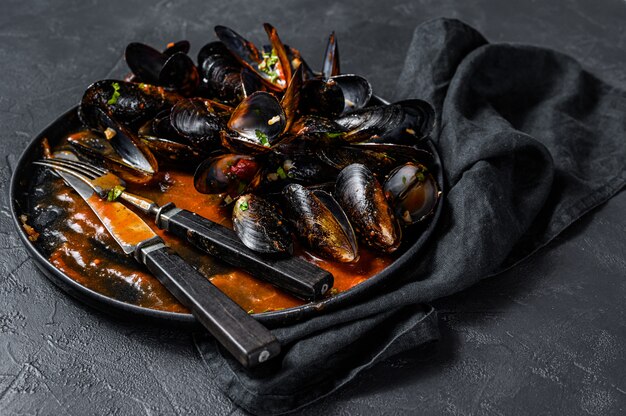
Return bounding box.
[72,23,441,263]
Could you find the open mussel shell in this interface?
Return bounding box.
[193,154,262,203]
[170,98,226,148]
[282,184,358,263]
[331,74,372,114]
[232,194,293,256]
[263,23,292,89]
[126,44,199,95]
[335,99,435,144]
[225,92,286,152]
[77,96,159,181]
[335,163,401,253]
[214,25,287,91]
[67,127,157,184]
[383,162,440,225]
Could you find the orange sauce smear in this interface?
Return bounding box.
[48,160,395,314]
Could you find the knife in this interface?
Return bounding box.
[53,152,281,368]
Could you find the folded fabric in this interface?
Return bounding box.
[194,18,626,415]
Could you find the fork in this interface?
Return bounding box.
[34,156,333,301]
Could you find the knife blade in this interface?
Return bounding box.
[52,152,281,368]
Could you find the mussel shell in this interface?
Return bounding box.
[138,113,209,167]
[335,99,435,144]
[300,78,344,117]
[193,154,262,201]
[163,40,190,57]
[80,80,170,127]
[320,143,431,177]
[331,74,372,114]
[170,98,225,147]
[288,115,346,143]
[263,23,292,90]
[214,25,286,91]
[225,92,286,152]
[383,162,440,225]
[286,45,317,80]
[334,163,401,253]
[259,141,339,192]
[198,41,245,103]
[159,52,200,95]
[232,194,293,256]
[282,184,358,263]
[67,128,156,184]
[279,65,303,132]
[125,42,165,84]
[322,31,340,79]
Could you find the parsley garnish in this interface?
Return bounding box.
[106,185,125,201]
[402,176,407,185]
[258,49,280,83]
[255,129,271,147]
[276,166,287,179]
[415,172,425,182]
[107,82,121,105]
[239,200,249,211]
[325,132,343,139]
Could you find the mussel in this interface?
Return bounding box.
[223,92,287,153]
[214,24,292,91]
[169,98,229,148]
[383,162,440,225]
[197,41,247,103]
[194,154,262,204]
[125,42,199,95]
[334,164,401,253]
[138,111,210,166]
[335,99,435,143]
[232,194,293,256]
[282,184,358,262]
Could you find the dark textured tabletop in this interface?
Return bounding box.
[1,0,625,415]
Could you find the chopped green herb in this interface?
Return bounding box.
[239,200,249,211]
[402,176,407,185]
[255,129,271,147]
[330,288,339,296]
[415,172,425,182]
[276,166,287,179]
[106,185,125,201]
[325,132,343,139]
[258,49,280,83]
[286,171,295,179]
[107,82,121,105]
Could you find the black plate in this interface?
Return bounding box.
[10,106,444,327]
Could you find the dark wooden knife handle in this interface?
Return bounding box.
[135,237,281,368]
[155,204,333,301]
